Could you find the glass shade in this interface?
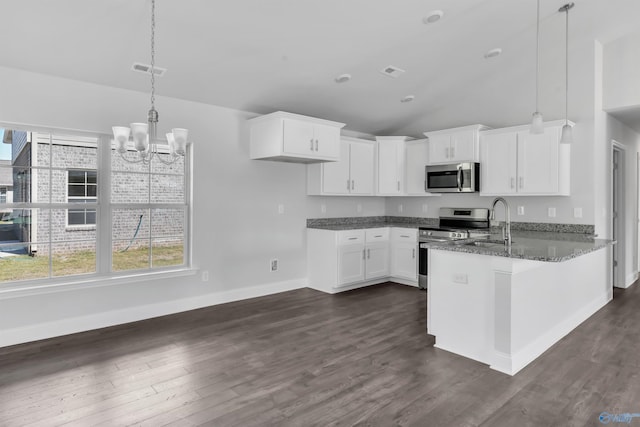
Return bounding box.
[530,112,544,134]
[130,123,149,152]
[171,128,188,156]
[166,132,176,156]
[560,124,573,144]
[112,126,130,154]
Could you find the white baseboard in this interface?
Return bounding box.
[623,272,639,289]
[0,278,307,348]
[490,291,612,376]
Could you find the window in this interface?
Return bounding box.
[67,170,97,226]
[0,187,6,204]
[0,126,191,285]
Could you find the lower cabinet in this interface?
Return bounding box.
[308,226,416,293]
[390,228,418,281]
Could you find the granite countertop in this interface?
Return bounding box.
[308,221,427,231]
[425,231,615,262]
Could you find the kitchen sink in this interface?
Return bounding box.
[462,239,512,251]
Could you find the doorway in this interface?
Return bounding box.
[612,142,625,288]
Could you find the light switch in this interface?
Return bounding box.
[548,207,556,218]
[398,204,403,213]
[321,204,326,214]
[278,204,285,214]
[357,203,362,213]
[453,273,468,284]
[422,203,428,213]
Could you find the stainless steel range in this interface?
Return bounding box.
[418,208,490,290]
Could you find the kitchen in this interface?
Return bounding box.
[1,0,640,425]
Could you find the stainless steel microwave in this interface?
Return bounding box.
[425,162,480,193]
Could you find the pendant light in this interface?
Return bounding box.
[559,3,575,144]
[112,0,189,165]
[530,0,544,134]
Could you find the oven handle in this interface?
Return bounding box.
[457,164,463,192]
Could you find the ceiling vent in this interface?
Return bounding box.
[380,65,405,78]
[131,62,167,77]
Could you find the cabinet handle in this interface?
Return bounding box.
[445,147,450,158]
[519,177,524,189]
[412,248,416,259]
[400,235,410,238]
[374,235,383,238]
[348,237,358,240]
[315,139,319,151]
[424,180,427,192]
[363,249,366,260]
[351,180,354,190]
[347,179,350,190]
[397,181,400,191]
[451,147,455,158]
[310,138,314,151]
[367,248,370,259]
[511,177,515,189]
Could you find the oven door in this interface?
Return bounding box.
[425,163,479,193]
[418,242,428,290]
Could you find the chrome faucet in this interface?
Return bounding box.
[490,197,512,246]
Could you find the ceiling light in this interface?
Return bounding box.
[423,10,444,24]
[530,0,544,134]
[559,3,575,144]
[401,95,415,103]
[335,73,352,83]
[484,48,502,59]
[112,0,189,165]
[380,65,405,78]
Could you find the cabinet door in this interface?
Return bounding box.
[449,130,477,162]
[365,242,390,280]
[282,119,316,156]
[405,139,429,195]
[391,241,417,280]
[480,132,517,195]
[378,141,403,195]
[427,134,451,164]
[517,128,560,194]
[322,142,350,194]
[313,124,341,160]
[349,140,375,195]
[337,244,365,286]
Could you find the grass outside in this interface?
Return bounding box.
[0,245,184,283]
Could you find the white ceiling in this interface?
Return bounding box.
[1,0,640,137]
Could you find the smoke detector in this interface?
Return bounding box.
[401,95,415,103]
[380,65,405,78]
[131,62,167,77]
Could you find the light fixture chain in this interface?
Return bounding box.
[150,0,156,111]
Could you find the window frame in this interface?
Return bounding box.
[0,123,193,295]
[66,169,98,229]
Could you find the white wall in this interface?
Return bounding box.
[0,65,386,346]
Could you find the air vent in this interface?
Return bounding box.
[380,65,405,78]
[131,62,167,77]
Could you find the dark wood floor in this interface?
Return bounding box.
[1,282,638,427]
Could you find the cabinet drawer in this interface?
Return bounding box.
[337,229,365,245]
[365,228,389,242]
[391,228,417,242]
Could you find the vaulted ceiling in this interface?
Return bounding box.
[1,0,639,136]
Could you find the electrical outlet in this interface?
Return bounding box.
[422,203,428,213]
[453,273,468,284]
[321,204,326,214]
[357,203,362,213]
[398,204,403,213]
[201,270,209,282]
[278,204,284,214]
[270,259,278,272]
[517,206,525,215]
[573,207,583,218]
[548,207,556,218]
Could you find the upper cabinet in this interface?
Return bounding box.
[404,138,431,195]
[424,124,489,165]
[249,111,345,163]
[376,136,408,196]
[480,121,572,196]
[307,137,375,195]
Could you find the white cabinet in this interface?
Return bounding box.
[376,136,409,195]
[424,125,489,165]
[405,139,430,195]
[364,228,390,280]
[307,137,375,195]
[390,228,418,281]
[249,111,345,163]
[336,228,389,287]
[480,122,571,196]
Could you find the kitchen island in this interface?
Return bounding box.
[426,231,614,375]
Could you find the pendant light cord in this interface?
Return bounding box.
[535,0,540,113]
[564,5,569,125]
[150,0,156,112]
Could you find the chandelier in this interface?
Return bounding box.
[112,0,188,165]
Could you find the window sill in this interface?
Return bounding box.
[0,268,199,300]
[65,225,97,232]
